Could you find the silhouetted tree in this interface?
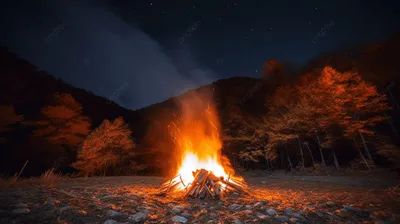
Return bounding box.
[28,93,91,148]
[261,59,284,82]
[72,117,135,176]
[0,105,23,142]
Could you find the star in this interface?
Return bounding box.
[256,69,258,73]
[250,28,253,32]
[193,5,196,9]
[308,20,312,25]
[219,17,222,21]
[150,2,153,6]
[314,7,318,10]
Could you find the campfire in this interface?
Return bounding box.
[158,93,247,199]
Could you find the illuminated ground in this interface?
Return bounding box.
[0,174,399,224]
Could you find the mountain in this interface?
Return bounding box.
[0,30,399,176]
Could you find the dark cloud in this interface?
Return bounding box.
[0,0,217,109]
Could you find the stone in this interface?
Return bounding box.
[336,209,351,218]
[245,205,253,209]
[128,212,146,222]
[209,212,218,219]
[275,215,290,222]
[284,208,294,215]
[12,208,30,214]
[59,205,69,212]
[106,210,121,217]
[288,212,306,220]
[266,208,277,216]
[343,205,358,212]
[103,220,118,224]
[171,215,188,223]
[326,201,335,206]
[289,217,300,223]
[256,212,267,219]
[170,207,181,215]
[14,203,28,208]
[231,216,243,224]
[229,204,243,211]
[254,202,264,207]
[102,195,114,199]
[181,212,191,219]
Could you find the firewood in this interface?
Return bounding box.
[210,179,220,196]
[225,181,248,195]
[204,184,214,199]
[189,185,199,197]
[196,170,209,184]
[194,184,201,196]
[199,187,206,199]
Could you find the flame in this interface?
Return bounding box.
[166,92,243,192]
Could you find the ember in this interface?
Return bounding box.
[158,92,247,199]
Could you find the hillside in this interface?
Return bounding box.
[0,30,399,176]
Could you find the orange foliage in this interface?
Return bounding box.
[263,66,391,158]
[72,117,135,176]
[29,93,91,147]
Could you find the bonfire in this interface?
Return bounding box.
[158,94,247,199]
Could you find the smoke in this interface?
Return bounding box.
[0,0,217,109]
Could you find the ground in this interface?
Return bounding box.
[0,171,399,224]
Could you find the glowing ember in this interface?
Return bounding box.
[160,92,246,197]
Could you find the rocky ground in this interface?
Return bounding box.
[0,174,399,224]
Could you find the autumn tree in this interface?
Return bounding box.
[262,86,304,170]
[295,70,350,168]
[0,105,23,142]
[333,68,391,162]
[296,67,391,169]
[72,117,135,176]
[28,93,91,148]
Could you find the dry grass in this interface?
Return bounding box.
[0,168,70,189]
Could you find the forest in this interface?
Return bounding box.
[0,31,399,177]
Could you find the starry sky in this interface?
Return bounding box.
[0,0,399,110]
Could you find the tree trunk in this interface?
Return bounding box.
[266,160,270,170]
[388,89,400,109]
[315,134,326,166]
[384,112,399,137]
[332,149,340,169]
[285,142,293,171]
[297,138,305,169]
[353,138,371,171]
[304,142,316,167]
[358,131,372,161]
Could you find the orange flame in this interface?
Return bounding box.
[167,91,243,191]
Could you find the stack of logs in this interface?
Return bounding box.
[161,169,247,200]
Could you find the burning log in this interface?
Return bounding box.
[161,169,247,200]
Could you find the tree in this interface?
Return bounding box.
[72,117,135,176]
[263,86,301,169]
[319,67,391,162]
[297,67,390,168]
[0,105,23,142]
[28,93,91,148]
[261,59,284,82]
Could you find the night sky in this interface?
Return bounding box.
[1,0,399,109]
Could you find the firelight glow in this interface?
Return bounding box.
[165,93,244,192]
